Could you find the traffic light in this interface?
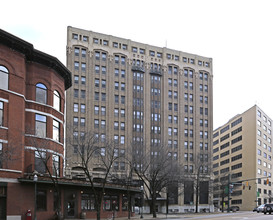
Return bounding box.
[243,185,245,190]
[249,186,251,190]
[246,181,249,187]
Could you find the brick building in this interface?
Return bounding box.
[0,29,138,220]
[0,28,72,219]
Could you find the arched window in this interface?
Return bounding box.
[36,83,47,104]
[53,90,61,111]
[0,65,9,90]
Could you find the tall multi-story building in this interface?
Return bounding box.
[66,26,213,212]
[212,105,273,211]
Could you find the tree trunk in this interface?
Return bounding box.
[127,190,131,219]
[152,193,157,218]
[195,182,199,213]
[96,194,102,220]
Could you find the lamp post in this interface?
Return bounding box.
[34,174,38,220]
[140,186,144,219]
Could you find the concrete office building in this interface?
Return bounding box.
[66,26,213,212]
[212,105,273,211]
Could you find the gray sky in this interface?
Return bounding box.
[2,0,273,129]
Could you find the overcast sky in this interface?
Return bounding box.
[2,0,273,129]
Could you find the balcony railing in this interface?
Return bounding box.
[131,65,145,73]
[149,68,162,76]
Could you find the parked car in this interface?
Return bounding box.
[263,203,273,214]
[227,206,240,212]
[257,204,265,213]
[253,206,258,212]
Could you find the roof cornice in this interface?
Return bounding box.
[0,29,71,89]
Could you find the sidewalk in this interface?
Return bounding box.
[104,212,222,220]
[66,211,230,220]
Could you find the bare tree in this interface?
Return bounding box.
[67,130,121,220]
[26,136,63,220]
[130,142,180,218]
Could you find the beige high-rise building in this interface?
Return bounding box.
[213,105,273,211]
[65,26,213,212]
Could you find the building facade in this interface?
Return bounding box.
[0,28,72,219]
[0,29,139,220]
[212,105,273,211]
[66,26,213,212]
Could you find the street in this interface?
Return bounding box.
[135,212,273,220]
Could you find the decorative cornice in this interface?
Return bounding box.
[0,29,72,90]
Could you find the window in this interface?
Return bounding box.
[74,61,79,70]
[121,83,125,91]
[52,155,60,177]
[121,57,126,65]
[95,65,100,73]
[174,79,177,87]
[121,70,125,78]
[121,96,125,104]
[82,49,86,58]
[81,193,95,211]
[115,95,119,104]
[0,102,3,126]
[132,47,138,53]
[113,42,118,48]
[81,76,86,85]
[35,114,47,137]
[122,44,127,50]
[101,93,106,101]
[120,136,125,144]
[121,122,125,130]
[101,120,106,129]
[174,116,178,124]
[74,89,79,98]
[53,90,61,111]
[174,91,178,99]
[103,195,119,211]
[74,75,79,84]
[37,189,47,211]
[74,103,79,112]
[150,50,155,56]
[80,118,85,127]
[72,33,78,40]
[114,121,119,130]
[139,48,145,54]
[0,65,9,89]
[103,40,108,46]
[121,109,125,117]
[74,47,79,56]
[81,104,86,113]
[53,120,60,142]
[81,90,86,98]
[168,78,172,86]
[36,83,47,104]
[102,66,106,74]
[35,151,46,174]
[81,63,86,72]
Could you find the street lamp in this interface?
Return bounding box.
[140,185,144,219]
[34,174,38,220]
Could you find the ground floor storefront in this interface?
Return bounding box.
[0,177,139,220]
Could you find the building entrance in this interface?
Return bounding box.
[64,191,77,218]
